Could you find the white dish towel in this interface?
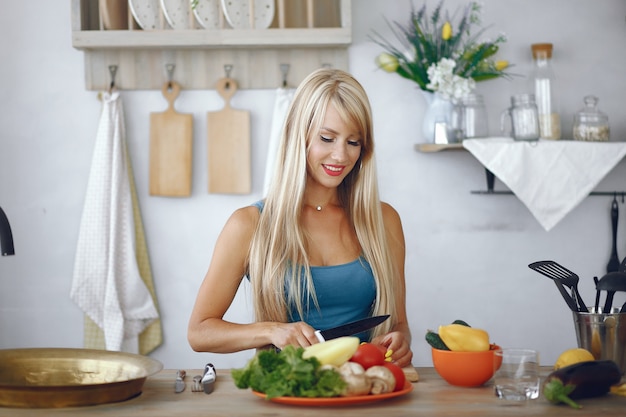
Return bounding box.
[71,91,159,352]
[263,87,294,196]
[463,138,626,231]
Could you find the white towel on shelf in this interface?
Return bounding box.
[463,138,626,231]
[263,87,295,196]
[71,90,159,352]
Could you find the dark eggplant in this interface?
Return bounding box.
[543,360,622,409]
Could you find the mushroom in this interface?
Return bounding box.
[337,361,372,396]
[365,365,396,394]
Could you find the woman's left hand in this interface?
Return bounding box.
[371,331,413,368]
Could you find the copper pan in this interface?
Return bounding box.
[0,348,162,408]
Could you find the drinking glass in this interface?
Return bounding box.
[494,348,540,402]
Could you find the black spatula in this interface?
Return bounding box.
[607,197,620,273]
[529,261,584,312]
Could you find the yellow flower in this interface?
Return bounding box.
[495,60,509,71]
[441,22,452,40]
[375,52,399,73]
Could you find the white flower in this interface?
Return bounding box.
[426,58,476,100]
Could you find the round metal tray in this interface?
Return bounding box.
[0,348,163,408]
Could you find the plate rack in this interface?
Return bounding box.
[71,0,351,90]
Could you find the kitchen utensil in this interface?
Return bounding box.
[193,0,222,29]
[191,375,203,392]
[207,77,251,194]
[596,271,626,313]
[607,196,620,273]
[149,81,193,197]
[220,0,274,29]
[99,0,128,29]
[201,363,216,394]
[315,315,390,342]
[528,261,581,312]
[174,369,186,393]
[0,348,162,408]
[593,276,601,313]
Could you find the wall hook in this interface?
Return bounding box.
[280,63,289,88]
[224,64,233,79]
[165,63,175,88]
[108,65,118,91]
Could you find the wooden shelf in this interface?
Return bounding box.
[72,28,351,49]
[414,143,465,153]
[71,0,352,90]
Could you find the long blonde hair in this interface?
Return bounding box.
[248,68,399,339]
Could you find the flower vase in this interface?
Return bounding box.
[421,91,454,144]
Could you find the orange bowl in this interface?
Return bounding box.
[432,345,502,387]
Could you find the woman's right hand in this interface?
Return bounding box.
[270,321,320,350]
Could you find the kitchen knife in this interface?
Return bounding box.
[174,369,186,393]
[315,314,390,343]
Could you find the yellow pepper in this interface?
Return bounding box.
[441,22,452,41]
[438,324,490,352]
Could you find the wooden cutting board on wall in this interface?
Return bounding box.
[207,77,251,194]
[149,81,193,197]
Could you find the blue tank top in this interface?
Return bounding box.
[251,201,377,342]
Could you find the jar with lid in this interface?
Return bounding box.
[573,95,610,141]
[529,43,561,139]
[451,93,489,141]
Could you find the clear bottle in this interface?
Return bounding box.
[573,95,610,141]
[529,43,561,139]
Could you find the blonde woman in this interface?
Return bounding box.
[188,68,413,367]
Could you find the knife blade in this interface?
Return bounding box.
[174,369,186,393]
[315,314,390,342]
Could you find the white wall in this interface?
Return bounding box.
[1,0,625,370]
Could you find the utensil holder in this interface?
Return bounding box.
[573,311,626,374]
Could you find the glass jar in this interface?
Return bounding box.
[500,93,540,141]
[529,43,561,140]
[573,95,610,141]
[451,93,489,141]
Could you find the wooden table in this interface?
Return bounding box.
[0,368,624,416]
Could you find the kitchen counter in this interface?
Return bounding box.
[0,368,624,416]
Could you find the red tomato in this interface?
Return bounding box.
[349,343,385,369]
[383,362,406,392]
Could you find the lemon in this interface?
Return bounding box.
[554,348,595,369]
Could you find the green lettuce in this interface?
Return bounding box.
[231,345,346,399]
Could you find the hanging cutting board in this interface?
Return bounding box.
[149,81,193,197]
[207,77,251,194]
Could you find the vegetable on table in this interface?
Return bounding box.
[425,330,449,350]
[336,361,371,396]
[383,362,406,392]
[302,336,360,366]
[365,365,396,394]
[425,319,473,350]
[231,345,346,399]
[438,324,490,352]
[543,360,622,409]
[349,343,386,369]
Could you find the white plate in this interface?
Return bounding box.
[220,0,275,29]
[192,0,222,29]
[161,0,192,29]
[129,0,161,30]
